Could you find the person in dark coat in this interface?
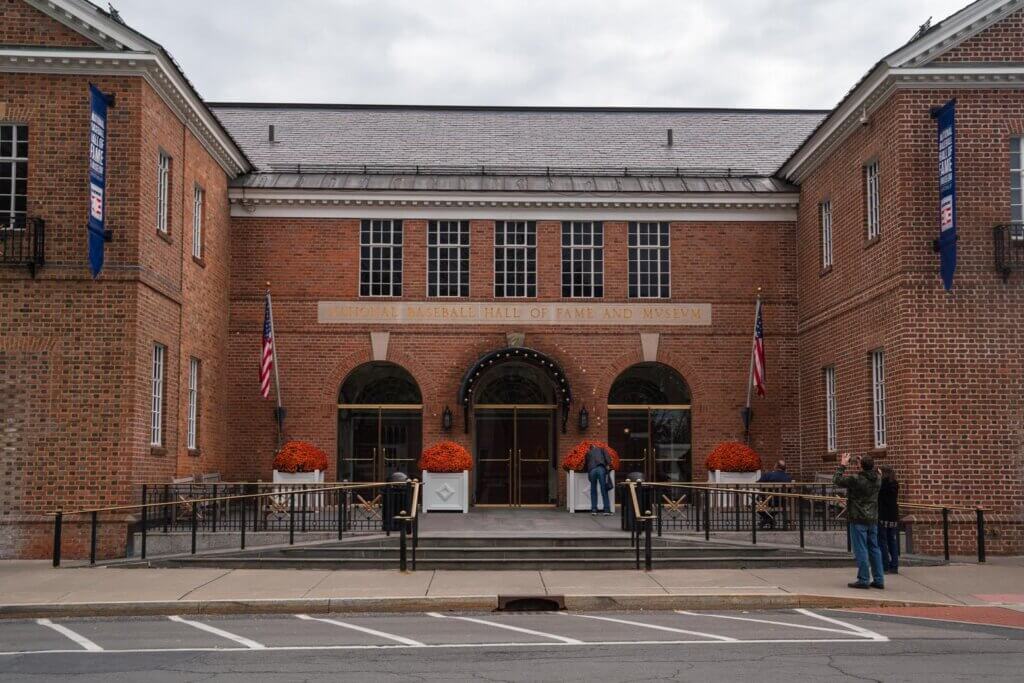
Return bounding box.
[834,453,884,589]
[878,465,900,574]
[585,444,613,515]
[757,460,793,528]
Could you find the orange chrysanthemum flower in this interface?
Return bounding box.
[705,442,762,473]
[560,441,621,472]
[272,440,329,473]
[418,441,473,473]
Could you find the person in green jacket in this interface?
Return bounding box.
[834,453,884,589]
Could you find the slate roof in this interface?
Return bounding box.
[211,104,826,192]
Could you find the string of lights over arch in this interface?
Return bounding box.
[458,346,573,433]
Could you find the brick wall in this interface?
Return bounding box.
[934,7,1024,63]
[0,0,99,48]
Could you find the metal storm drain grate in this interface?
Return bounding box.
[496,595,566,612]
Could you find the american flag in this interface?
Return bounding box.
[752,300,766,397]
[260,292,274,399]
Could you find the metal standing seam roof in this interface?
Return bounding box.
[211,104,826,192]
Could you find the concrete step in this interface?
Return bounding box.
[276,545,784,560]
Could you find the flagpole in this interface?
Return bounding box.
[743,288,762,442]
[266,281,284,449]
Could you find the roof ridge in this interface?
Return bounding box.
[208,102,829,115]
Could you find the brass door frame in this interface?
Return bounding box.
[474,405,556,507]
[609,406,692,482]
[338,404,422,481]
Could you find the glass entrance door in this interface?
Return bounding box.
[338,408,423,481]
[474,407,553,506]
[608,408,692,482]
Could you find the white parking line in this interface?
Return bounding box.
[168,615,265,649]
[296,614,425,646]
[564,612,738,642]
[36,619,103,652]
[674,610,867,636]
[795,609,889,641]
[428,612,583,644]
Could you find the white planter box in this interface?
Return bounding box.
[272,470,325,509]
[421,470,469,513]
[707,470,761,508]
[567,470,616,513]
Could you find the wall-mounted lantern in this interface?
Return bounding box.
[442,405,454,432]
[578,406,589,432]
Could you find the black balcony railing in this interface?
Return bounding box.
[0,216,45,276]
[994,223,1024,281]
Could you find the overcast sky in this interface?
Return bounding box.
[109,0,968,109]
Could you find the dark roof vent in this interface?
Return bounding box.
[268,124,275,143]
[667,129,673,147]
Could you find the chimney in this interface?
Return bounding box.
[667,128,673,147]
[268,124,276,143]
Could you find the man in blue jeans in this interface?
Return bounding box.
[833,453,884,590]
[585,444,613,515]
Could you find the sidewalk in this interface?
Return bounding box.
[2,557,1022,618]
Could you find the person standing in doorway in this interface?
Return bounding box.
[878,465,900,574]
[833,453,884,590]
[585,443,613,515]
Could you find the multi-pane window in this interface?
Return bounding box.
[427,220,469,297]
[824,366,837,453]
[561,221,604,298]
[1012,138,1023,238]
[151,344,165,447]
[192,186,204,259]
[156,151,171,234]
[871,349,887,448]
[0,124,28,227]
[820,200,833,269]
[864,160,881,240]
[187,357,200,451]
[494,221,536,298]
[359,219,403,297]
[628,222,670,298]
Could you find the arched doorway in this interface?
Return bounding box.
[607,363,692,481]
[337,362,423,482]
[459,348,571,506]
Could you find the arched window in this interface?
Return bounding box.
[608,363,692,482]
[473,361,555,405]
[339,362,421,404]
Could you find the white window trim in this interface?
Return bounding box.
[187,357,199,450]
[493,220,537,298]
[0,124,28,226]
[561,221,604,299]
[426,219,470,298]
[359,219,403,297]
[820,200,833,269]
[871,349,887,448]
[156,151,171,234]
[824,365,837,453]
[192,185,204,259]
[628,221,671,299]
[864,160,881,240]
[1011,137,1023,236]
[151,344,165,447]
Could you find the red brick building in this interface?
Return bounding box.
[1,0,1022,557]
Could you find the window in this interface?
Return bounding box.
[0,124,28,227]
[192,186,204,259]
[820,200,833,269]
[864,160,880,240]
[151,344,165,447]
[359,219,403,297]
[561,221,604,298]
[494,221,536,298]
[156,151,171,234]
[871,349,886,448]
[187,357,200,450]
[1012,138,1023,238]
[824,366,837,453]
[427,220,469,297]
[628,222,670,298]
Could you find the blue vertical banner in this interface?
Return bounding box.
[935,99,957,291]
[87,84,110,279]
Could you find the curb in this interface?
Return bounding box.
[0,593,956,620]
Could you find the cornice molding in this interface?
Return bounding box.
[889,0,1024,67]
[0,48,249,176]
[782,65,1024,183]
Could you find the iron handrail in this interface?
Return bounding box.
[393,480,421,572]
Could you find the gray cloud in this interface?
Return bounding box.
[112,0,967,108]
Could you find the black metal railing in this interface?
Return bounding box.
[0,216,45,276]
[52,480,421,571]
[994,223,1024,281]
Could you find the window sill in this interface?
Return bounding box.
[864,235,882,250]
[150,446,167,456]
[871,448,888,458]
[192,255,206,268]
[187,448,201,457]
[821,452,838,463]
[819,265,833,277]
[156,230,172,244]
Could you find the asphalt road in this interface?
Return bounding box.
[1,608,1022,681]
